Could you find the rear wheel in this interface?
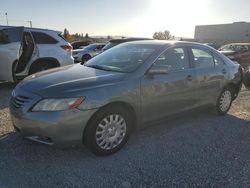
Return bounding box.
[84,106,132,156]
[81,54,91,63]
[29,62,57,74]
[215,87,233,115]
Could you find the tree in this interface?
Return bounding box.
[63,28,70,40]
[153,30,175,40]
[85,33,89,38]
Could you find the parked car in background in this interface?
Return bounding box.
[102,37,152,52]
[71,41,91,49]
[72,43,105,63]
[0,26,74,82]
[203,43,218,49]
[243,67,250,89]
[10,41,242,156]
[219,43,250,70]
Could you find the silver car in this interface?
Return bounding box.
[72,43,105,63]
[10,41,243,156]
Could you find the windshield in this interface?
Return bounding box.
[85,44,157,73]
[102,42,120,51]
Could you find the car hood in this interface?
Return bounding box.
[18,64,126,97]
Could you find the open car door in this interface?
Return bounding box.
[0,26,24,82]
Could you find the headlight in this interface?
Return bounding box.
[32,97,85,111]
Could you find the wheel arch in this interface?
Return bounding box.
[83,101,138,143]
[223,82,241,100]
[28,57,60,74]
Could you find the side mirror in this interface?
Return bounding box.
[147,65,170,75]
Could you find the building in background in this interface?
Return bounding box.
[195,22,250,47]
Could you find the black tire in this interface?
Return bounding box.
[215,87,233,115]
[81,54,91,63]
[29,62,56,75]
[243,69,250,89]
[84,106,132,156]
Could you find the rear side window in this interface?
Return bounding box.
[213,53,225,66]
[58,34,68,42]
[31,31,58,44]
[191,48,214,68]
[96,45,105,50]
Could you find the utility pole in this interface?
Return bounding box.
[28,21,32,28]
[5,12,8,25]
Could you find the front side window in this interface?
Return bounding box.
[154,47,189,71]
[191,48,214,68]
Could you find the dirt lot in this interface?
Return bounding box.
[0,82,250,187]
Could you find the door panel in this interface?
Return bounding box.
[16,32,36,74]
[189,47,224,104]
[0,27,23,81]
[140,47,198,123]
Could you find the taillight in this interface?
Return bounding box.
[61,45,73,52]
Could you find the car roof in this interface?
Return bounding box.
[0,25,61,34]
[109,38,152,43]
[223,43,250,46]
[122,40,208,47]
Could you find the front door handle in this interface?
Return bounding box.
[186,75,193,81]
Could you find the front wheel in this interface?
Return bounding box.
[84,106,132,156]
[215,87,233,115]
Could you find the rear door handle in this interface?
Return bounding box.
[186,75,193,81]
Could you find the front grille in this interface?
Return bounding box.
[11,95,31,109]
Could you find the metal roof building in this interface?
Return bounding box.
[195,22,250,46]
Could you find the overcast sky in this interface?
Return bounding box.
[1,0,250,38]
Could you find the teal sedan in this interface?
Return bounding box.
[10,41,243,156]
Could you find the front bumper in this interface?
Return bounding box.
[9,87,97,147]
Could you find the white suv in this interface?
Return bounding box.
[0,26,74,82]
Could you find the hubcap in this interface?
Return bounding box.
[95,114,127,150]
[219,90,232,112]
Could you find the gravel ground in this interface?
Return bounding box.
[0,82,250,188]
